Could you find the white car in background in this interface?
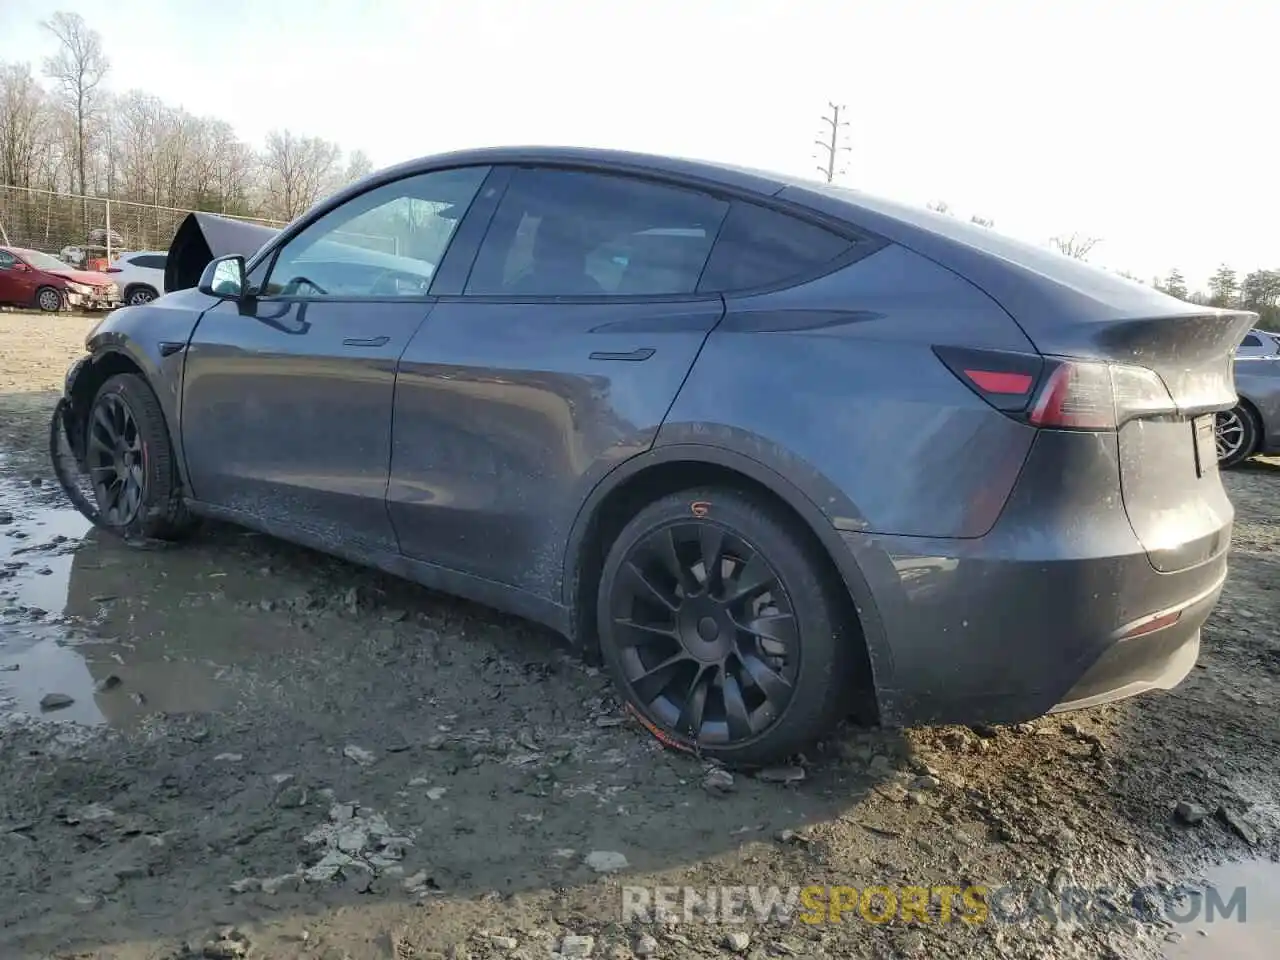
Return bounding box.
[105,251,167,305]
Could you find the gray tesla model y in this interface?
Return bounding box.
[52,147,1255,765]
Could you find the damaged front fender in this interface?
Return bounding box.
[60,355,94,463]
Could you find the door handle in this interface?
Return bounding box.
[589,347,655,362]
[343,336,391,347]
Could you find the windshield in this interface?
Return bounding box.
[18,249,72,272]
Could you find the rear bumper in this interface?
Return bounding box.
[1049,575,1221,713]
[834,429,1231,728]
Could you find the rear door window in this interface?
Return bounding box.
[697,201,854,293]
[465,168,729,297]
[133,254,167,270]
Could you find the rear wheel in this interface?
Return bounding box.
[35,286,62,312]
[84,373,197,541]
[124,285,158,306]
[597,487,856,767]
[1216,404,1258,468]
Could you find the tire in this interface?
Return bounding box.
[84,373,198,541]
[124,285,158,306]
[1216,404,1258,468]
[596,486,856,767]
[35,286,63,313]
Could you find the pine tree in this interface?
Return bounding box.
[1208,265,1239,307]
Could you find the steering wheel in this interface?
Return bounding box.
[368,269,431,297]
[281,276,328,296]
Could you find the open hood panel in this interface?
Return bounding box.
[165,213,280,293]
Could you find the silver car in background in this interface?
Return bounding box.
[1220,329,1280,466]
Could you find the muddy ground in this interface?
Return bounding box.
[0,312,1277,960]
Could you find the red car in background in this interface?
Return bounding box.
[0,245,121,312]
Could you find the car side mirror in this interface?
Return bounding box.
[198,255,247,300]
[14,263,30,273]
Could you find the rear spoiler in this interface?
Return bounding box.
[165,212,280,294]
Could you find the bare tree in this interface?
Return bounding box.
[970,214,994,228]
[813,102,850,183]
[926,200,952,215]
[113,90,163,203]
[207,120,257,214]
[0,62,52,188]
[1050,233,1101,260]
[41,11,109,198]
[344,149,373,185]
[261,129,342,219]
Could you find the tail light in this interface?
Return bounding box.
[934,346,1177,430]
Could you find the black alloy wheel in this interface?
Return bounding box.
[76,373,198,542]
[598,487,856,766]
[86,390,147,527]
[609,521,801,743]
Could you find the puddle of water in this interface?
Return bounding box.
[1,504,93,614]
[0,623,229,726]
[1163,858,1280,960]
[0,625,104,723]
[1,476,235,726]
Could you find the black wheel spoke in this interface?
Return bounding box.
[654,527,694,595]
[93,403,113,436]
[103,478,122,513]
[721,666,755,740]
[87,433,113,457]
[632,654,688,703]
[725,552,775,605]
[698,526,725,594]
[676,665,712,735]
[622,561,678,613]
[739,612,798,657]
[613,617,678,646]
[739,652,793,701]
[122,482,141,518]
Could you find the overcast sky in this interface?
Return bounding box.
[1,0,1273,289]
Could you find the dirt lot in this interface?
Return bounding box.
[1,312,1277,960]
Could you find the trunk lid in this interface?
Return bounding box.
[1013,308,1255,416]
[1022,308,1254,573]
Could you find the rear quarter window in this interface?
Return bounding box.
[133,254,167,269]
[1241,334,1262,347]
[697,202,854,293]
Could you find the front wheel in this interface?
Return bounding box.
[1216,404,1258,468]
[84,373,198,541]
[597,487,857,767]
[35,286,63,312]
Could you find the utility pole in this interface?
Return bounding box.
[814,102,851,183]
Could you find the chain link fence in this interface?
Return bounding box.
[0,185,285,267]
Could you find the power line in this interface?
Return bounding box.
[813,102,851,183]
